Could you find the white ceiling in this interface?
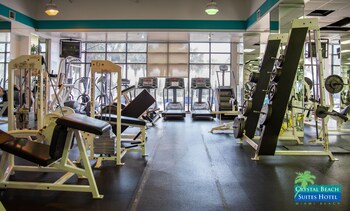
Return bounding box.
[304,0,350,27]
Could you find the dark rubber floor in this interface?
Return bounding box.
[0,116,349,210]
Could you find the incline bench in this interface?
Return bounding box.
[0,113,110,198]
[90,89,156,167]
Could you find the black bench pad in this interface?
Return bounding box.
[56,113,111,135]
[0,130,15,145]
[0,138,53,166]
[0,125,68,166]
[97,114,146,126]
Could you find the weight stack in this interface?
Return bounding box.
[93,128,116,155]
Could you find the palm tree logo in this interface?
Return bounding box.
[294,171,316,199]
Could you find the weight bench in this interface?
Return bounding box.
[0,113,111,198]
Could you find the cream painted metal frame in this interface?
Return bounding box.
[239,19,336,161]
[0,127,104,199]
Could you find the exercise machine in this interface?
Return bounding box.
[138,77,162,125]
[162,77,186,119]
[86,60,154,167]
[190,77,215,119]
[215,65,237,119]
[0,113,109,198]
[48,56,81,112]
[7,55,47,130]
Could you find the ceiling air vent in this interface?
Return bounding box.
[9,10,16,20]
[328,17,350,27]
[307,10,334,16]
[321,18,350,32]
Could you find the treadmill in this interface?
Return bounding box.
[162,77,186,119]
[191,78,215,119]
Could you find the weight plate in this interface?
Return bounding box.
[325,75,344,94]
[101,105,118,115]
[233,117,245,138]
[260,104,273,125]
[249,72,260,83]
[270,66,282,83]
[304,77,313,90]
[268,83,277,101]
[275,54,284,68]
[250,84,257,98]
[242,100,253,116]
[315,105,328,119]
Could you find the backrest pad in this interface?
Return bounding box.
[49,124,69,160]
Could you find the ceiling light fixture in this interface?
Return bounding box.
[45,0,59,16]
[205,0,219,16]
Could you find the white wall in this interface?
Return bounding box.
[1,0,38,18]
[248,0,266,15]
[49,37,60,73]
[10,33,30,59]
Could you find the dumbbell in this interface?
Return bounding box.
[242,100,272,125]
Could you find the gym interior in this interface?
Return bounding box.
[0,0,349,210]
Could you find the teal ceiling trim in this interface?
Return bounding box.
[246,0,280,29]
[0,21,11,30]
[0,4,36,28]
[36,19,246,30]
[1,1,279,31]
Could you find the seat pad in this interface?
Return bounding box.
[97,114,146,126]
[56,113,111,135]
[0,138,54,166]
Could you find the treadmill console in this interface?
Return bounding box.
[191,78,211,89]
[165,77,185,89]
[138,77,158,89]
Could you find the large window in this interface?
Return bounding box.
[70,40,231,111]
[189,42,231,110]
[0,33,10,88]
[76,41,147,87]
